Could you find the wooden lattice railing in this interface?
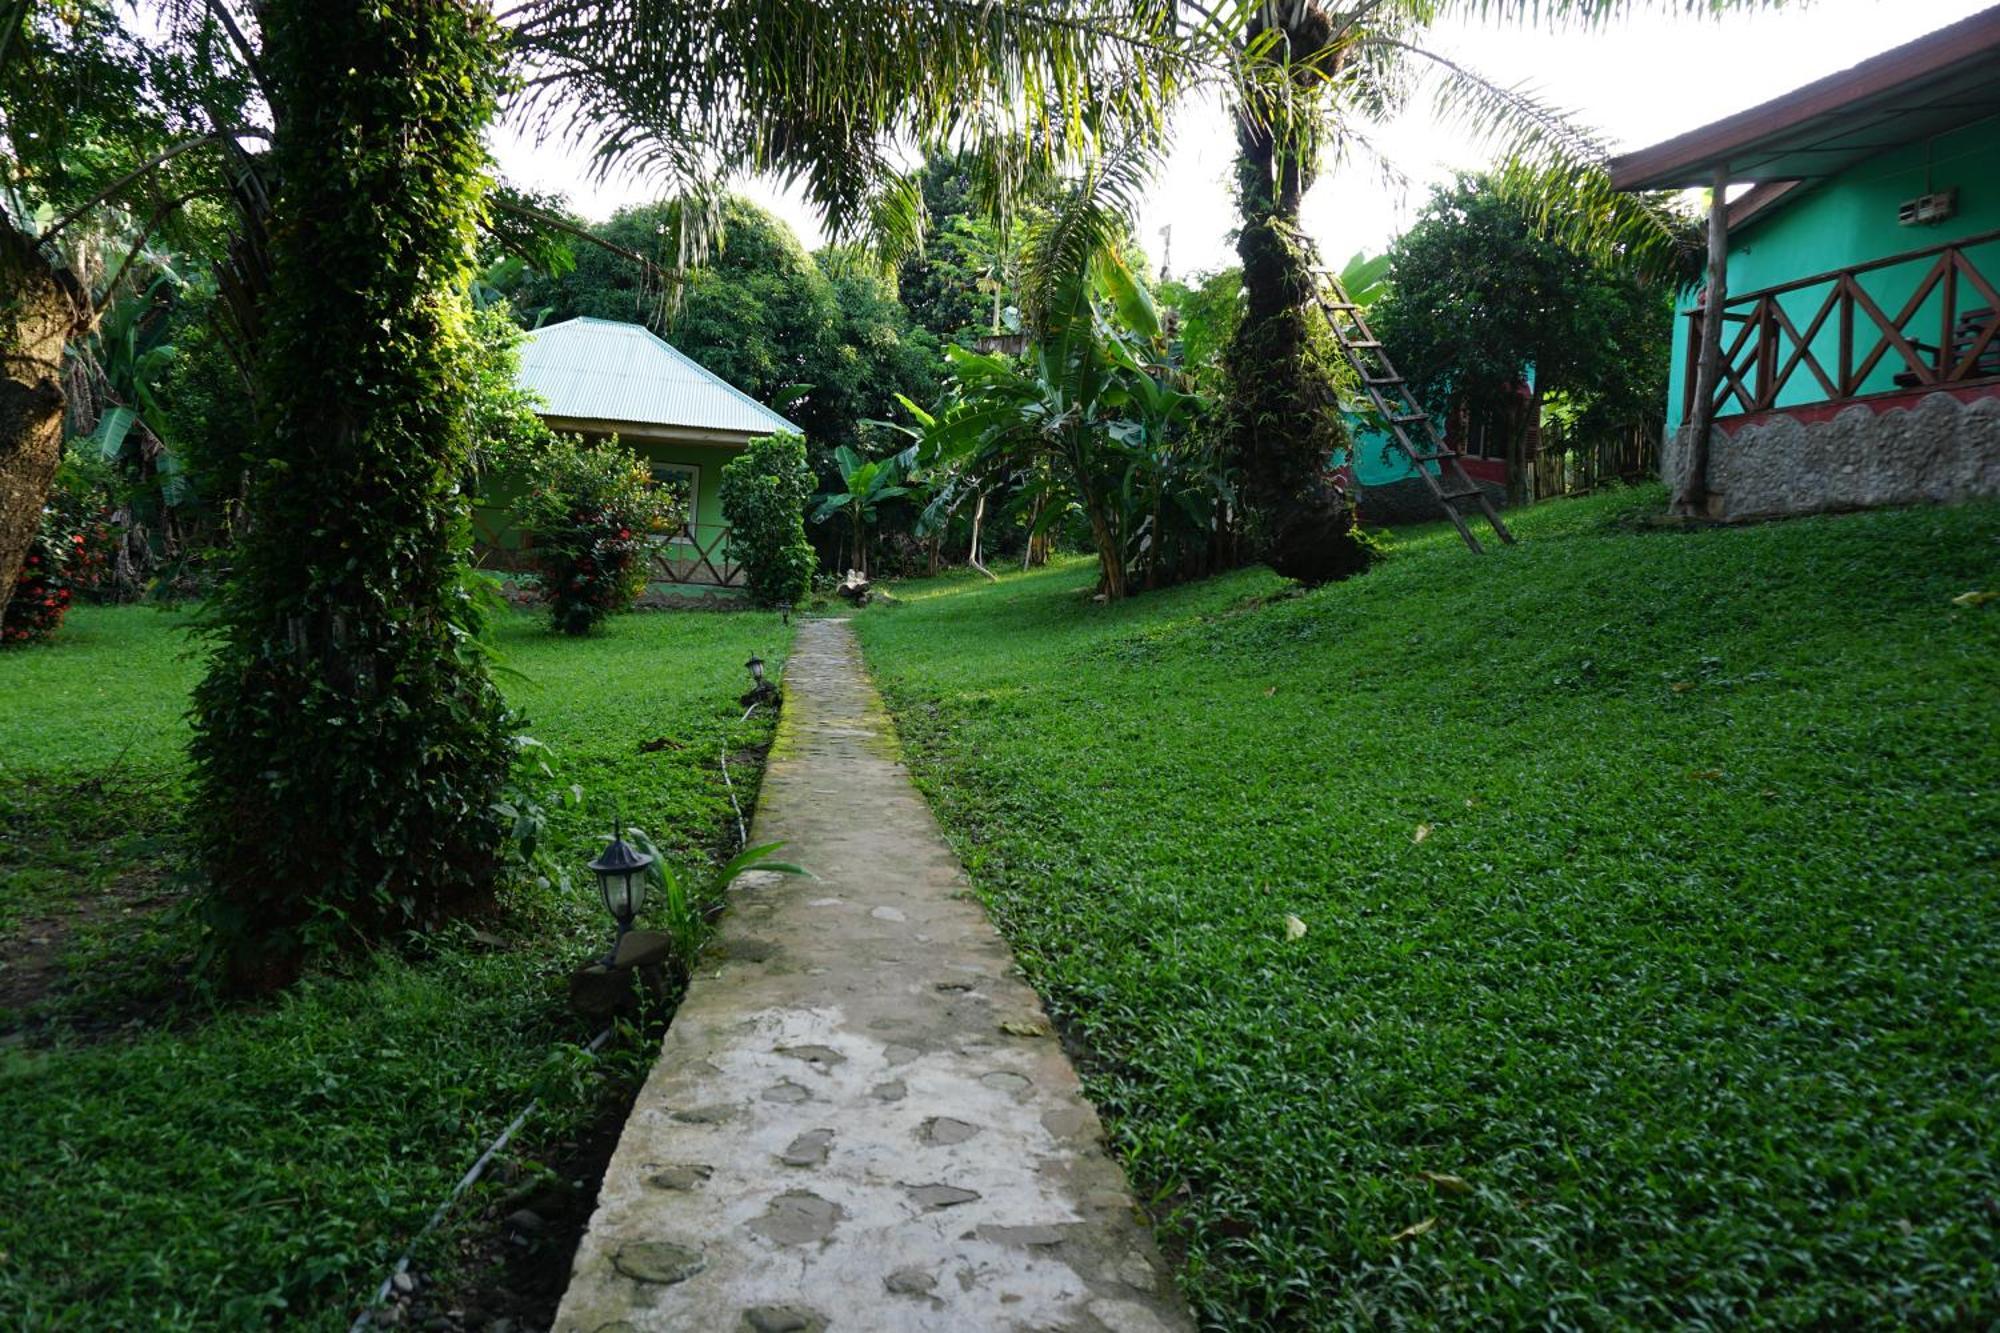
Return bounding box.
[647,523,742,587]
[1686,228,2000,420]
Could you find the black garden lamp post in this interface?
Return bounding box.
[745,653,766,688]
[589,824,653,963]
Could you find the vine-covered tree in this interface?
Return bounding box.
[188,0,516,980]
[1219,5,1371,585]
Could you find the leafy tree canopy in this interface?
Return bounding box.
[1376,174,1673,435]
[896,154,1008,344]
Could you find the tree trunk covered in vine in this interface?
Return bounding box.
[189,0,514,984]
[0,229,77,621]
[1220,3,1371,586]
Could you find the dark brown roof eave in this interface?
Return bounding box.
[1607,5,2000,191]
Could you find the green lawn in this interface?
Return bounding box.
[852,485,2000,1329]
[0,605,789,1328]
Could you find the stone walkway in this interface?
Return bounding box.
[554,619,1191,1333]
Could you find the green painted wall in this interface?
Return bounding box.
[630,440,740,532]
[1666,115,2000,431]
[1336,420,1440,485]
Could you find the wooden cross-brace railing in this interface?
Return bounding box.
[1686,228,2000,420]
[646,523,743,587]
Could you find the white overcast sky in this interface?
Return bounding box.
[489,0,1993,278]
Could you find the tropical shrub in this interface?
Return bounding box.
[518,437,677,634]
[0,510,82,645]
[45,453,120,602]
[720,432,816,609]
[915,249,1223,599]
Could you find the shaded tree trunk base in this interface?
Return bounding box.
[0,229,80,620]
[1262,482,1372,586]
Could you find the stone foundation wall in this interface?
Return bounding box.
[637,584,750,611]
[1668,391,2000,521]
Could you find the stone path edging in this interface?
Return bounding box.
[553,618,1191,1333]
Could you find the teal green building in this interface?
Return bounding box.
[1611,10,2000,519]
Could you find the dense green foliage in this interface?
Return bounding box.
[1376,176,1673,495]
[719,432,816,609]
[916,247,1223,599]
[895,155,1014,344]
[853,489,2000,1328]
[500,197,940,476]
[1158,266,1244,396]
[154,281,264,545]
[0,605,789,1325]
[518,439,675,635]
[188,0,515,981]
[0,0,248,621]
[57,274,244,598]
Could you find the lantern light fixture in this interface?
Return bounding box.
[588,816,653,963]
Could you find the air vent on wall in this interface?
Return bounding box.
[1898,188,1957,226]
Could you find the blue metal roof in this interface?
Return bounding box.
[515,317,803,439]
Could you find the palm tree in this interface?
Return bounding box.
[162,0,1233,970]
[1214,0,1703,582]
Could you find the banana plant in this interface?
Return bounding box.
[811,444,912,578]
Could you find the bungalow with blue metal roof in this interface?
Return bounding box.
[486,316,802,595]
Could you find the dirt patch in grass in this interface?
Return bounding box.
[0,869,182,1039]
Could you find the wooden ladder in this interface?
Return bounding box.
[1311,269,1514,554]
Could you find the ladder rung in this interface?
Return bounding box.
[1322,301,1360,312]
[1387,411,1429,424]
[1440,486,1486,501]
[1361,373,1403,385]
[1349,339,1383,349]
[1406,451,1453,463]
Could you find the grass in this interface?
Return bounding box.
[852,485,2000,1329]
[0,603,790,1328]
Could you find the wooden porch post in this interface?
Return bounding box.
[1677,166,1730,516]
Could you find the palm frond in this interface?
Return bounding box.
[1431,0,1779,30]
[1017,130,1164,344]
[507,0,1225,268]
[1379,36,1699,285]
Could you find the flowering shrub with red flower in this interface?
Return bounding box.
[45,469,119,602]
[2,509,84,646]
[518,436,678,635]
